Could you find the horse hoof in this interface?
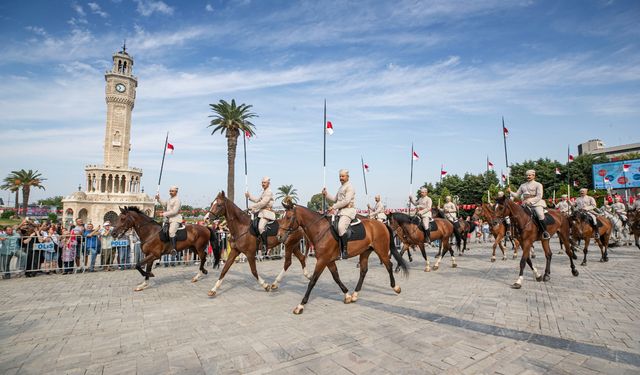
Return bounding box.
[351,293,359,302]
[207,290,217,297]
[148,272,155,278]
[191,278,198,283]
[264,285,271,292]
[424,267,431,272]
[604,257,609,262]
[511,283,522,289]
[452,263,457,268]
[581,261,587,266]
[134,282,149,291]
[394,267,400,273]
[270,284,279,291]
[571,269,579,277]
[512,255,517,259]
[536,275,543,282]
[393,286,401,294]
[293,305,304,314]
[344,295,352,304]
[502,257,507,261]
[531,254,536,259]
[543,274,551,281]
[491,257,496,263]
[433,265,439,271]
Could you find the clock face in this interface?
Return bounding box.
[115,83,126,93]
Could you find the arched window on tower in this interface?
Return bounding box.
[100,174,106,193]
[114,175,120,193]
[118,60,122,73]
[121,176,126,194]
[107,174,113,193]
[123,61,128,74]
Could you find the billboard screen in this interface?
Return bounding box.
[592,159,640,189]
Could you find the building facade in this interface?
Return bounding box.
[62,47,155,227]
[578,139,640,159]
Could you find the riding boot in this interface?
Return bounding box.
[340,233,349,259]
[505,222,512,238]
[170,237,177,256]
[261,231,268,255]
[537,218,551,240]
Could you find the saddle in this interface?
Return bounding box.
[328,216,366,242]
[410,216,437,232]
[159,222,187,242]
[522,206,555,225]
[249,218,279,238]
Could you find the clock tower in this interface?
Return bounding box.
[62,45,154,227]
[104,46,137,168]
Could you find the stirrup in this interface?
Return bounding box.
[542,231,551,240]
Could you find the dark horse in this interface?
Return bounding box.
[569,210,612,265]
[628,210,640,250]
[435,209,476,255]
[387,212,455,271]
[474,204,521,261]
[277,202,408,315]
[494,196,578,289]
[111,206,221,291]
[206,191,310,297]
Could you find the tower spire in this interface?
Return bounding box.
[122,39,127,54]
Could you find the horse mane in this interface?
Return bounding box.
[388,212,413,225]
[121,206,159,224]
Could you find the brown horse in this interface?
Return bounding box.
[629,210,640,249]
[494,196,578,289]
[111,206,220,291]
[276,202,408,315]
[433,209,474,255]
[206,191,310,297]
[569,211,612,265]
[387,212,455,271]
[474,204,521,261]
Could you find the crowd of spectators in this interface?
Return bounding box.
[0,217,235,279]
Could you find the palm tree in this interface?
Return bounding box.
[13,169,46,216]
[1,172,21,211]
[208,99,257,202]
[275,184,299,203]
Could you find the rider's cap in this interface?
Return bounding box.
[419,187,428,193]
[262,176,270,183]
[170,186,178,191]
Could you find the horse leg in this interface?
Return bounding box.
[525,256,543,282]
[449,242,457,268]
[378,247,401,294]
[433,241,442,271]
[512,238,519,259]
[512,243,531,289]
[271,244,297,290]
[246,251,271,292]
[191,247,207,283]
[134,253,158,291]
[601,231,610,262]
[581,237,590,266]
[326,261,351,303]
[293,260,328,314]
[293,247,311,279]
[208,248,240,297]
[351,254,371,302]
[421,243,430,272]
[491,234,499,262]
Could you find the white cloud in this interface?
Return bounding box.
[135,0,174,16]
[72,3,86,16]
[205,4,214,12]
[88,2,109,18]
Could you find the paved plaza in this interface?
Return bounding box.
[1,242,639,374]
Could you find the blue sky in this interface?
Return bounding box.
[1,0,639,209]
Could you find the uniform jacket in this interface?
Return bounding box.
[160,195,183,223]
[410,195,433,217]
[248,187,276,220]
[326,181,356,219]
[511,180,546,207]
[370,201,386,220]
[574,195,597,211]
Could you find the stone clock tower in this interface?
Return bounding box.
[63,46,155,227]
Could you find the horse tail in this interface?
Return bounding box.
[386,224,408,277]
[208,227,222,269]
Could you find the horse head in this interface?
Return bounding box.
[209,191,227,217]
[276,201,300,243]
[112,206,137,238]
[492,195,512,225]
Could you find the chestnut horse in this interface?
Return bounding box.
[111,206,221,291]
[494,196,578,289]
[433,209,474,255]
[474,204,521,261]
[569,211,612,265]
[387,212,455,271]
[206,191,310,297]
[277,203,408,315]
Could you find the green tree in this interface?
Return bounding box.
[308,193,332,212]
[275,184,299,203]
[616,152,640,161]
[37,196,63,209]
[208,99,257,203]
[13,169,46,215]
[1,172,21,210]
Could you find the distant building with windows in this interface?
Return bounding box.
[578,139,640,160]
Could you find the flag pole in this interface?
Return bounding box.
[361,155,369,214]
[502,117,510,187]
[323,99,327,211]
[243,131,249,210]
[409,143,414,214]
[567,145,571,199]
[486,155,490,202]
[157,131,169,194]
